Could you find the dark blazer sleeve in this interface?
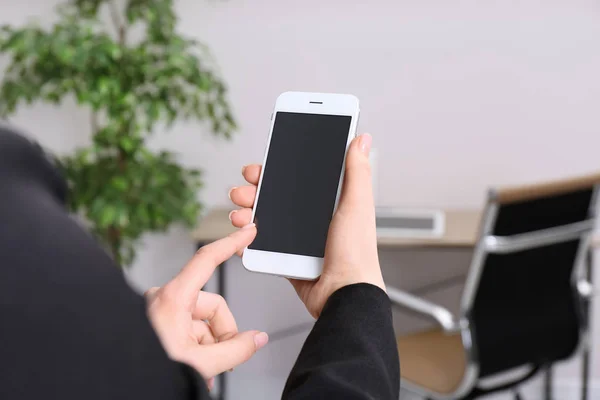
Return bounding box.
[282,283,401,399]
[0,128,209,400]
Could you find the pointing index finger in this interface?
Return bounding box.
[169,224,257,302]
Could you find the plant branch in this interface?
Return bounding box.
[109,0,127,45]
[107,226,122,264]
[108,1,127,174]
[91,110,98,134]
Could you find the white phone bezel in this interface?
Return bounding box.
[242,91,360,280]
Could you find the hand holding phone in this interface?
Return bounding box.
[230,133,386,318]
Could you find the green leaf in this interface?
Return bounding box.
[119,137,135,152]
[116,206,129,227]
[59,47,75,63]
[207,102,215,119]
[111,176,128,191]
[109,44,122,60]
[97,77,110,95]
[99,205,118,227]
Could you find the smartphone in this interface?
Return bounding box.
[242,91,360,280]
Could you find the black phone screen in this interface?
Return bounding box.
[249,111,352,258]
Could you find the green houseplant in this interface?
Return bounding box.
[0,0,236,266]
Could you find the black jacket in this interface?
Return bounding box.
[0,127,400,399]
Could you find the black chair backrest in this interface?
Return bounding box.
[464,175,599,378]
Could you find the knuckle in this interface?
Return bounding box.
[144,287,160,298]
[195,245,209,256]
[218,331,236,342]
[208,294,227,321]
[196,246,218,265]
[215,294,226,306]
[160,284,180,304]
[356,159,372,176]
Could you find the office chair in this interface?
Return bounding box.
[388,173,599,400]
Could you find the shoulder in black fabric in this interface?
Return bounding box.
[0,126,67,204]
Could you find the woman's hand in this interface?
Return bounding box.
[229,134,385,318]
[145,225,268,389]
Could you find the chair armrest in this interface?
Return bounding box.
[577,280,595,298]
[387,286,460,333]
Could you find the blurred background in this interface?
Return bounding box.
[1,0,599,399]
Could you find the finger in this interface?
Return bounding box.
[193,292,238,342]
[230,208,254,257]
[241,164,261,185]
[144,287,160,302]
[192,320,216,344]
[167,224,257,303]
[207,377,215,391]
[229,208,253,228]
[192,331,269,377]
[288,278,310,294]
[228,185,257,208]
[337,134,374,213]
[287,278,315,309]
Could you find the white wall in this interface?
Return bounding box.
[2,0,600,398]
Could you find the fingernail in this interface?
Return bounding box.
[228,210,237,221]
[228,187,237,200]
[242,222,256,230]
[359,133,372,156]
[254,332,269,350]
[241,165,247,175]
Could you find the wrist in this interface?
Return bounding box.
[320,283,391,321]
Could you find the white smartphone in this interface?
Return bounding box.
[242,91,360,280]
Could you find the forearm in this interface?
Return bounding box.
[283,283,400,399]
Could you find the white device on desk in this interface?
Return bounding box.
[243,91,360,280]
[376,208,445,238]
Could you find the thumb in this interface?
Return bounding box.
[192,330,269,377]
[338,133,374,211]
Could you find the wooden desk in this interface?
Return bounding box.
[192,208,483,247]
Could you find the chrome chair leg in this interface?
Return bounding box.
[581,249,593,400]
[581,345,590,400]
[514,390,523,400]
[543,366,553,400]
